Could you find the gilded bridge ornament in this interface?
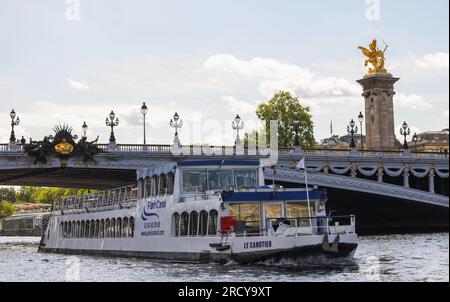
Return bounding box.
[54,139,74,155]
[23,124,102,166]
[358,39,388,75]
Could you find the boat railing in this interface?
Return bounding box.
[55,185,138,215]
[266,215,356,236]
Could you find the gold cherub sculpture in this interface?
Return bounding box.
[358,39,388,74]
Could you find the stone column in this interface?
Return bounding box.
[403,169,410,188]
[357,74,400,150]
[377,166,383,183]
[429,169,435,194]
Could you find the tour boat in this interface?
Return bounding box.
[40,160,358,264]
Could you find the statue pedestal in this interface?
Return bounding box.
[357,73,400,151]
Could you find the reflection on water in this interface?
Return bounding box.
[0,233,448,282]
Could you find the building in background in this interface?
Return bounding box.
[411,129,449,153]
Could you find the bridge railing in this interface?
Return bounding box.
[55,185,138,215]
[1,143,448,159]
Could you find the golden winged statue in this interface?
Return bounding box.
[358,39,388,74]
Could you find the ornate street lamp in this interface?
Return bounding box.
[82,121,88,138]
[141,102,148,145]
[400,121,411,150]
[347,118,358,149]
[105,110,119,143]
[9,109,20,143]
[412,132,418,152]
[358,112,364,150]
[232,114,244,145]
[170,112,183,146]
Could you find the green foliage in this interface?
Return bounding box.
[256,91,315,148]
[0,200,16,218]
[0,186,93,205]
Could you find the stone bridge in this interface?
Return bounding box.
[1,143,448,233]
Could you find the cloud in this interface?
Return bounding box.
[67,78,90,90]
[204,54,361,114]
[444,110,449,118]
[415,52,449,70]
[221,96,257,115]
[395,93,434,110]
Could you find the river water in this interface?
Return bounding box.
[0,233,448,282]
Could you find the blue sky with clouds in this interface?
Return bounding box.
[0,0,448,145]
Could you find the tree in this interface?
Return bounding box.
[0,188,17,203]
[0,200,16,218]
[256,91,315,148]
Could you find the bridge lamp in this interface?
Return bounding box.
[358,112,364,150]
[9,109,20,143]
[106,110,119,143]
[232,114,244,145]
[170,112,183,146]
[400,121,411,150]
[82,121,88,138]
[141,102,148,145]
[347,119,358,149]
[412,133,418,152]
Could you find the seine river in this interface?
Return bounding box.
[0,233,448,282]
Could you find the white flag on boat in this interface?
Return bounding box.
[297,158,305,170]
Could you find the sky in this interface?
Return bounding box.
[0,0,448,146]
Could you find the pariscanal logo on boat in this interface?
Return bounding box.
[140,199,166,237]
[244,241,272,249]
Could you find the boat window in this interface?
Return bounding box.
[208,170,234,191]
[123,217,129,238]
[145,177,152,198]
[208,210,218,235]
[159,174,167,195]
[182,170,207,193]
[199,210,208,236]
[286,202,313,217]
[105,219,110,238]
[167,173,174,194]
[264,204,282,219]
[234,169,258,189]
[89,220,95,238]
[229,203,260,231]
[172,213,180,237]
[151,176,157,196]
[189,211,198,236]
[80,221,85,238]
[111,218,116,238]
[77,221,81,238]
[130,217,135,237]
[116,218,122,238]
[180,212,189,236]
[100,219,104,238]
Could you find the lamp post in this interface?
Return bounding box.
[82,121,88,138]
[105,110,119,143]
[412,133,418,152]
[9,109,20,143]
[358,112,364,150]
[141,102,148,145]
[232,114,244,145]
[347,119,358,149]
[400,121,411,150]
[170,112,183,146]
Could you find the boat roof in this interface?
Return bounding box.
[177,160,260,167]
[220,190,323,202]
[137,162,176,180]
[137,160,260,180]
